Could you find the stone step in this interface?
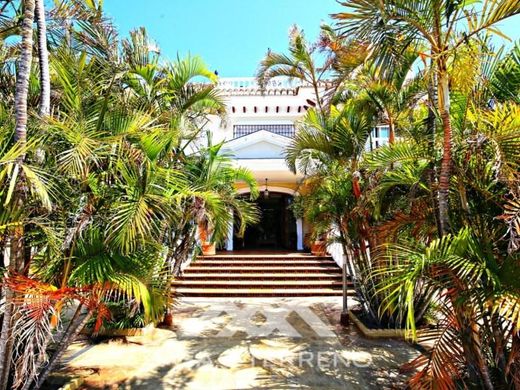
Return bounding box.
[184,266,342,274]
[176,252,349,298]
[173,280,349,288]
[173,287,355,297]
[178,273,344,280]
[200,255,332,261]
[192,260,338,267]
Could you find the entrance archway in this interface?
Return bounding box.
[226,187,304,251]
[237,192,295,250]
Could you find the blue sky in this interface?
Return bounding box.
[104,0,343,76]
[104,1,519,77]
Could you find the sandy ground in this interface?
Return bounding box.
[60,297,419,389]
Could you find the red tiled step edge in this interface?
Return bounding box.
[184,266,342,274]
[175,252,349,297]
[173,280,349,288]
[173,288,354,297]
[178,273,343,280]
[196,256,334,261]
[192,261,337,267]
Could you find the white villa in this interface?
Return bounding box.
[203,77,390,252]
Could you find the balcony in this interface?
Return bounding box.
[233,124,296,139]
[218,77,302,89]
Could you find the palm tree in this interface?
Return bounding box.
[378,226,520,388]
[13,0,34,147]
[0,8,231,387]
[353,49,426,144]
[356,36,520,385]
[35,0,50,117]
[187,136,259,244]
[285,104,372,175]
[257,26,329,111]
[285,104,381,318]
[257,25,369,113]
[333,0,520,235]
[0,1,35,388]
[488,42,520,104]
[364,92,520,388]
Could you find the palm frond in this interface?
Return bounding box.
[363,140,430,170]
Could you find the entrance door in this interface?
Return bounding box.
[234,193,296,250]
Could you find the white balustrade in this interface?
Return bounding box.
[217,77,303,90]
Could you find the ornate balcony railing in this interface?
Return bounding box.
[233,124,296,139]
[193,77,333,96]
[218,77,302,89]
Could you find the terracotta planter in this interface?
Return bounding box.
[198,222,210,241]
[201,242,216,256]
[311,241,327,256]
[162,312,173,327]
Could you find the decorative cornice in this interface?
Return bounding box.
[214,77,333,96]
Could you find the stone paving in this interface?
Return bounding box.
[61,297,419,389]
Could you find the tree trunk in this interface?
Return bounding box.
[450,289,494,390]
[490,312,507,378]
[33,307,93,390]
[0,234,5,268]
[458,312,494,390]
[337,222,355,316]
[436,69,452,235]
[172,225,197,276]
[0,286,15,390]
[388,116,395,144]
[426,72,443,238]
[0,2,36,388]
[0,227,25,390]
[336,220,356,280]
[14,0,35,147]
[35,0,50,117]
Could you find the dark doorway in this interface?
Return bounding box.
[234,192,296,250]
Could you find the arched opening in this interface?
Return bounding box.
[233,192,297,250]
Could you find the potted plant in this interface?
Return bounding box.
[198,219,216,256]
[310,231,328,255]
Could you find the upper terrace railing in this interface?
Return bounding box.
[233,124,296,139]
[216,77,333,96]
[218,77,303,89]
[216,77,302,96]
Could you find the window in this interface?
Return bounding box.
[379,126,390,139]
[233,124,295,138]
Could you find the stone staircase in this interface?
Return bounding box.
[172,253,355,297]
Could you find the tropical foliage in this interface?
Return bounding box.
[0,0,519,388]
[258,2,520,388]
[0,1,257,389]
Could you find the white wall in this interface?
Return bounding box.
[204,79,318,147]
[233,141,285,159]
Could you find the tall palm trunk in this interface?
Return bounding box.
[0,1,36,388]
[388,116,395,144]
[436,64,452,235]
[35,0,50,117]
[13,0,35,147]
[426,75,443,238]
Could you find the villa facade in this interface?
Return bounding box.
[203,77,390,252]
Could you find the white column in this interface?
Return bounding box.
[296,218,303,251]
[226,211,234,251]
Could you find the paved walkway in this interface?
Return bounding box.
[62,297,418,389]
